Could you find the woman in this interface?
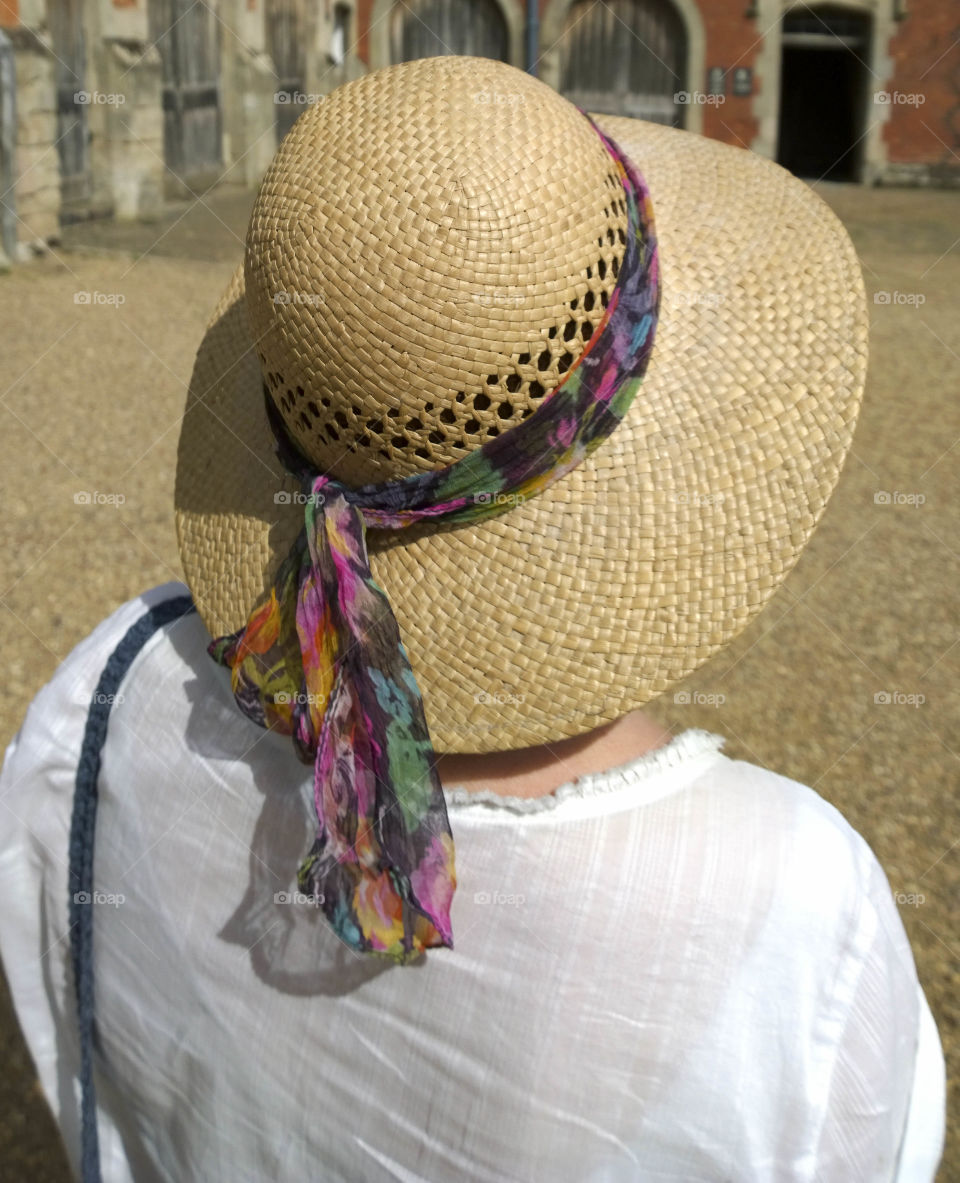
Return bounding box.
[0,55,945,1181]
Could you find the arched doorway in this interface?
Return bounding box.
[776,5,871,181]
[557,0,688,127]
[389,0,510,64]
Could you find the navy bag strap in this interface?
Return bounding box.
[67,594,196,1183]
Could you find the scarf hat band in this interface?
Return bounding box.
[207,108,661,964]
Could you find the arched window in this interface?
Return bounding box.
[558,0,687,127]
[390,0,509,65]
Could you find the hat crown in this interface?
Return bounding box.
[244,54,628,485]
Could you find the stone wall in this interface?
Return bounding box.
[88,38,164,220]
[0,29,15,266]
[0,0,366,260]
[8,25,58,253]
[2,0,951,265]
[218,0,277,189]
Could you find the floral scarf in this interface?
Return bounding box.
[209,109,660,964]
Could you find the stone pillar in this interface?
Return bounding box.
[87,38,164,220]
[84,0,164,220]
[305,1,367,97]
[0,29,16,265]
[8,25,59,254]
[219,0,277,187]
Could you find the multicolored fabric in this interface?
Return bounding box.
[208,108,660,965]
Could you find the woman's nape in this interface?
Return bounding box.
[434,707,674,800]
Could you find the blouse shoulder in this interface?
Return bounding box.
[708,754,918,971]
[0,582,192,791]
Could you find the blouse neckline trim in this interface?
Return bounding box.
[442,728,726,816]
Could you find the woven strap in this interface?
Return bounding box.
[67,594,197,1183]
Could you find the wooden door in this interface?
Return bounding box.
[390,0,509,64]
[558,0,687,127]
[267,0,308,144]
[150,0,223,190]
[48,0,92,217]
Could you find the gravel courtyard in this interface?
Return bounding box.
[0,179,957,1179]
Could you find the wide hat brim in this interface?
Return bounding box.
[175,112,867,754]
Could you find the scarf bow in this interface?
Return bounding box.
[209,109,660,964]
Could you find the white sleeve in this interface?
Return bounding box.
[894,983,947,1182]
[812,836,946,1181]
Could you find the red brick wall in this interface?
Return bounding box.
[0,0,18,30]
[884,0,960,166]
[699,0,761,148]
[356,0,375,67]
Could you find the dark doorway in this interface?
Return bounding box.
[776,6,871,182]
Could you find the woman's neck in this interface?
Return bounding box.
[434,708,674,799]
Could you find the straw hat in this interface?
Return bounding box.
[174,54,867,754]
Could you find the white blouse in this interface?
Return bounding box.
[0,583,945,1182]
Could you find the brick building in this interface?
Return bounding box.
[0,0,956,264]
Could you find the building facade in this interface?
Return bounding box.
[0,0,956,262]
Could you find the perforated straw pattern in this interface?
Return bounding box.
[244,55,628,484]
[174,56,868,754]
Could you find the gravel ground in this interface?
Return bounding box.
[0,179,957,1179]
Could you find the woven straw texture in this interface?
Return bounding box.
[175,55,868,754]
